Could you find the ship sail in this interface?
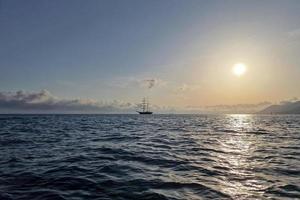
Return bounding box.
[138,98,153,114]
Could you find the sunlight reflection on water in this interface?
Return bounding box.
[216,115,269,199]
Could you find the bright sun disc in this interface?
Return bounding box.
[233,63,247,76]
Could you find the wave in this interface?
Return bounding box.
[0,114,299,199]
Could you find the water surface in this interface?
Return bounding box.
[0,114,299,199]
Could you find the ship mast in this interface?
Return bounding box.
[141,97,150,112]
[146,99,149,112]
[138,97,152,114]
[142,98,146,112]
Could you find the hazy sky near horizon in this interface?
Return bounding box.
[1,0,300,109]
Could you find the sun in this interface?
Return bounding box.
[232,63,247,77]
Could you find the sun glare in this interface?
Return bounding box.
[233,63,247,77]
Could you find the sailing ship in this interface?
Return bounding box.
[137,98,153,114]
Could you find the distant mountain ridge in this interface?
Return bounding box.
[258,101,300,114]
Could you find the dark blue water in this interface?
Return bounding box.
[0,114,299,200]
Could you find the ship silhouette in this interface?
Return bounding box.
[137,98,153,114]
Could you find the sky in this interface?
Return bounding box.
[1,0,300,113]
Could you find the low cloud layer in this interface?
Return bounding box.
[0,90,293,114]
[279,97,299,105]
[203,102,272,114]
[0,90,181,114]
[0,90,135,114]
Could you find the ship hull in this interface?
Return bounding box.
[138,111,153,114]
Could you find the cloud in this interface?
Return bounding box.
[141,79,155,89]
[0,89,196,114]
[140,78,167,89]
[279,97,299,105]
[203,102,272,114]
[174,83,201,93]
[0,90,136,114]
[288,28,300,38]
[0,89,177,114]
[111,77,166,90]
[0,90,293,114]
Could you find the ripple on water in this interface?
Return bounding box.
[0,114,299,200]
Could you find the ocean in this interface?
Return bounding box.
[0,114,299,200]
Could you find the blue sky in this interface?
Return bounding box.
[1,0,300,112]
[1,1,200,88]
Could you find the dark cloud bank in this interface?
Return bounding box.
[0,90,135,114]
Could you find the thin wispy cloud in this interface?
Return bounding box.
[142,79,156,89]
[110,77,166,90]
[174,83,201,93]
[141,78,167,89]
[287,28,300,38]
[204,102,272,114]
[279,97,299,105]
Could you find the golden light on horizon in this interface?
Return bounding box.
[233,63,247,77]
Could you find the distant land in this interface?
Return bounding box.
[258,101,300,114]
